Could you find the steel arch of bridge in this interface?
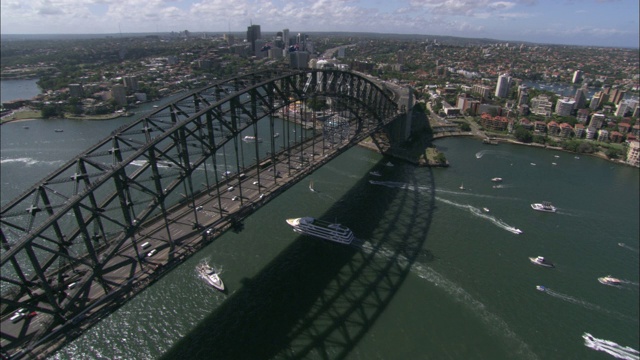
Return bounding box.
[0,69,399,353]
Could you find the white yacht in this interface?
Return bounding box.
[197,263,225,291]
[286,217,355,244]
[529,256,554,268]
[598,275,621,286]
[491,177,503,182]
[536,285,546,292]
[531,201,557,213]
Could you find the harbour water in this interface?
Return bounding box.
[1,80,638,359]
[0,78,41,104]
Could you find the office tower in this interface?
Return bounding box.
[246,24,261,53]
[494,74,510,98]
[572,70,583,84]
[283,29,290,47]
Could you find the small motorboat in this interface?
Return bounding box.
[54,129,64,132]
[531,201,557,213]
[197,263,225,291]
[552,162,557,166]
[529,256,554,268]
[530,163,536,166]
[536,285,546,292]
[598,275,621,286]
[483,207,490,212]
[491,177,503,182]
[385,161,394,167]
[459,182,465,190]
[369,171,382,177]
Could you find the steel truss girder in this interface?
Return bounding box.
[0,69,399,339]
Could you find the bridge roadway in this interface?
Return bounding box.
[0,127,367,359]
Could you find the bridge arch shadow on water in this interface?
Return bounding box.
[160,158,437,360]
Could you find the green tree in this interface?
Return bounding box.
[459,122,471,132]
[514,126,533,143]
[605,148,621,159]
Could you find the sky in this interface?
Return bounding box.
[1,0,638,48]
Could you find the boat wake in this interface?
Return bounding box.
[474,150,512,159]
[435,197,523,234]
[357,241,537,359]
[539,287,636,322]
[620,279,640,287]
[583,333,639,360]
[368,180,519,201]
[0,157,65,167]
[618,243,639,253]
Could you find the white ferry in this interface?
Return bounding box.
[197,263,225,291]
[286,217,355,244]
[531,201,557,213]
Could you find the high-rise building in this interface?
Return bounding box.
[246,24,261,53]
[282,29,290,47]
[472,84,491,99]
[589,113,605,129]
[289,51,309,69]
[123,76,138,92]
[572,70,583,84]
[590,91,604,110]
[574,87,587,109]
[494,74,511,98]
[609,89,625,105]
[518,90,529,106]
[110,84,127,106]
[555,98,576,116]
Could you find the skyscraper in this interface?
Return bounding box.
[246,24,261,53]
[494,74,511,98]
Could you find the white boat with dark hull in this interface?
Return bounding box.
[491,177,503,182]
[529,256,554,268]
[598,275,621,286]
[197,263,225,291]
[286,217,354,244]
[531,201,557,213]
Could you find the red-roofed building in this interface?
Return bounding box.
[574,123,585,138]
[559,123,573,138]
[519,118,534,130]
[617,122,631,134]
[547,121,559,135]
[610,131,624,143]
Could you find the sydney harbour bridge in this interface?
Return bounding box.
[0,69,414,359]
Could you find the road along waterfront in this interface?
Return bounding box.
[1,119,638,359]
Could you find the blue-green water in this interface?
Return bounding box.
[2,113,638,360]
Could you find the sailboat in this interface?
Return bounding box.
[459,182,465,190]
[309,180,315,192]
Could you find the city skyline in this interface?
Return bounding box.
[1,0,639,48]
